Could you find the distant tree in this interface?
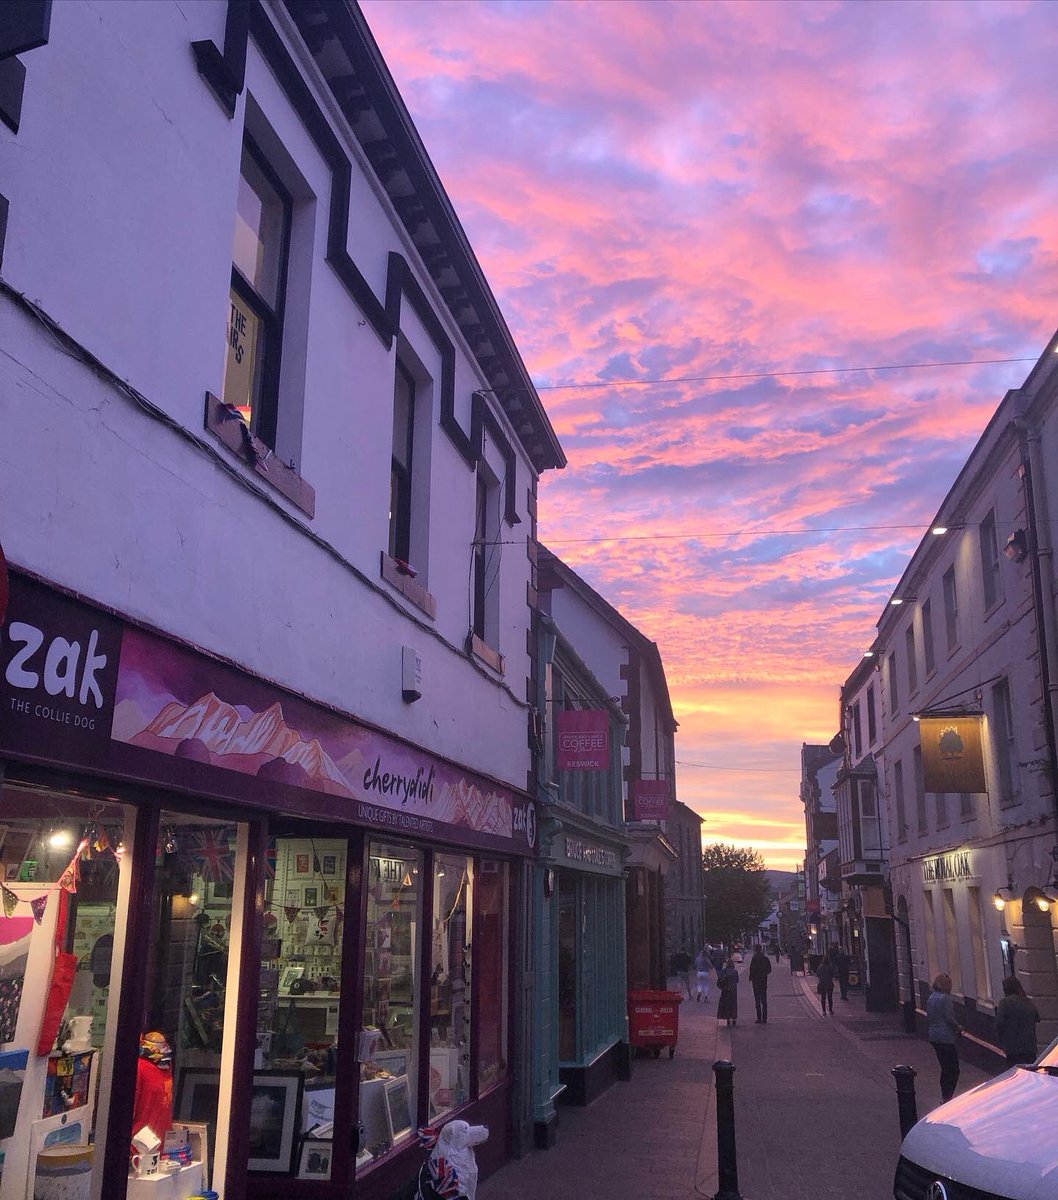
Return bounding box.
[701,843,773,946]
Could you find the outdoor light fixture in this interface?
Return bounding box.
[862,650,875,659]
[931,526,948,536]
[993,883,1015,911]
[1004,529,1028,563]
[889,597,905,606]
[1035,892,1052,913]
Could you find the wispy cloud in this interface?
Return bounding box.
[362,0,1058,868]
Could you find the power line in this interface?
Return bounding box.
[483,521,944,547]
[676,760,791,773]
[514,355,1036,394]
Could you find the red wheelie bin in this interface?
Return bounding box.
[627,989,682,1058]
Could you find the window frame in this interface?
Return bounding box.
[226,134,292,452]
[922,597,936,675]
[991,677,1019,804]
[905,624,918,697]
[389,360,417,566]
[888,651,899,713]
[979,509,1003,612]
[942,566,959,653]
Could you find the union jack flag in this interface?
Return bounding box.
[189,828,234,883]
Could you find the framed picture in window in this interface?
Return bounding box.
[297,1137,333,1180]
[294,853,311,877]
[176,1068,303,1174]
[303,886,319,909]
[383,1076,413,1143]
[321,853,338,877]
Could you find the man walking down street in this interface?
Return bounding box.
[672,947,693,1000]
[835,946,851,1001]
[749,944,772,1024]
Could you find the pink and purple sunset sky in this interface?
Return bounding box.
[361,0,1058,870]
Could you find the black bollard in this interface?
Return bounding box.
[892,1064,918,1139]
[712,1060,744,1200]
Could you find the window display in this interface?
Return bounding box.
[0,788,128,1200]
[145,813,243,1196]
[254,836,349,1182]
[359,841,421,1169]
[475,861,508,1093]
[429,853,472,1121]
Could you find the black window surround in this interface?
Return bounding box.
[225,135,292,453]
[389,361,415,565]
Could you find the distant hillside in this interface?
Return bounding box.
[764,869,799,897]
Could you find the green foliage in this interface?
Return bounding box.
[701,843,773,945]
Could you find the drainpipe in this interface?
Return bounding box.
[1013,402,1058,853]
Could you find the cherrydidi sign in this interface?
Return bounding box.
[556,709,610,771]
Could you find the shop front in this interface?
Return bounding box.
[0,572,533,1200]
[536,815,628,1120]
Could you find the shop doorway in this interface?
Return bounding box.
[1019,891,1058,1049]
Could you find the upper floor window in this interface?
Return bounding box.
[913,745,927,834]
[852,701,863,759]
[992,678,1019,805]
[888,652,899,713]
[979,509,1003,611]
[942,566,959,653]
[894,758,907,842]
[922,597,936,675]
[389,362,416,565]
[224,138,291,449]
[472,469,501,649]
[866,684,877,744]
[905,624,918,696]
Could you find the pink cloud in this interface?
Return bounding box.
[362,0,1058,866]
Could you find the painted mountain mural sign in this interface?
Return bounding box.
[1,574,533,854]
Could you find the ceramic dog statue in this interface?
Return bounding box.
[416,1119,489,1200]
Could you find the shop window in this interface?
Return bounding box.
[255,836,349,1181]
[557,872,577,1062]
[475,860,508,1095]
[0,788,129,1198]
[223,138,291,450]
[429,852,473,1122]
[149,814,246,1193]
[967,886,991,1000]
[360,841,422,1167]
[922,890,938,983]
[942,889,962,992]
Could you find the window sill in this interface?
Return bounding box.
[204,392,315,517]
[469,633,504,675]
[380,552,437,619]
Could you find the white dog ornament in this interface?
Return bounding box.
[417,1119,489,1200]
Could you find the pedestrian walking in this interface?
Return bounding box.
[693,947,712,1003]
[748,944,771,1023]
[710,946,726,974]
[927,972,962,1101]
[672,947,693,1000]
[716,958,739,1027]
[835,946,851,1000]
[995,975,1040,1067]
[815,955,835,1015]
[773,943,780,963]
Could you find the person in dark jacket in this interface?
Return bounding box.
[995,975,1040,1066]
[672,948,693,999]
[748,945,772,1023]
[716,958,739,1026]
[926,972,961,1101]
[815,956,835,1015]
[835,947,851,1000]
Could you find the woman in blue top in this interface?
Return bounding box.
[926,973,962,1102]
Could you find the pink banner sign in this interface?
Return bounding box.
[631,779,670,821]
[556,709,610,771]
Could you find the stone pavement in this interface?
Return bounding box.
[477,960,996,1200]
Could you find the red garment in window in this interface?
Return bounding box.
[131,1059,173,1147]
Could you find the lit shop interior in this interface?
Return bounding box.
[0,786,509,1197]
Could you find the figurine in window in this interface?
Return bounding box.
[131,1031,173,1151]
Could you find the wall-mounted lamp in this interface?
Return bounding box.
[862,649,876,659]
[992,882,1015,911]
[1004,529,1028,563]
[930,526,949,536]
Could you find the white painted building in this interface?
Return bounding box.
[849,332,1058,1056]
[0,2,562,1197]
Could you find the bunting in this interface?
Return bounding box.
[1,886,17,918]
[30,895,48,925]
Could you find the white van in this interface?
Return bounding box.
[894,1036,1058,1199]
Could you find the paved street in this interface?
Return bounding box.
[478,962,992,1200]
